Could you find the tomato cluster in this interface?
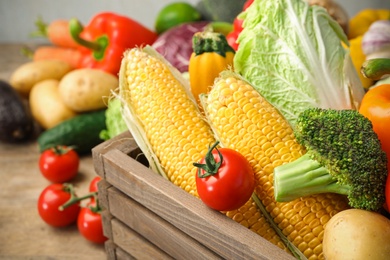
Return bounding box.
[37,146,107,244]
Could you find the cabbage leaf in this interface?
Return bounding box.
[99,98,128,141]
[234,0,365,126]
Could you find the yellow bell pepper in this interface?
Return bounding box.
[348,9,390,39]
[188,31,235,106]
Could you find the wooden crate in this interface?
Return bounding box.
[92,131,295,260]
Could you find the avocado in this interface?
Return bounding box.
[0,80,34,142]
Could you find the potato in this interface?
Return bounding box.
[10,60,72,97]
[29,79,77,129]
[58,68,119,112]
[323,209,390,260]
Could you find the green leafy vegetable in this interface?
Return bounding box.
[234,0,365,126]
[99,98,128,140]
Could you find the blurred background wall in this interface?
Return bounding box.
[0,0,389,43]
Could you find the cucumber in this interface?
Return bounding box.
[38,109,106,154]
[361,58,390,81]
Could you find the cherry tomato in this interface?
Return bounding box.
[88,176,101,204]
[77,203,107,244]
[37,183,80,227]
[89,176,101,193]
[39,146,79,183]
[194,142,255,211]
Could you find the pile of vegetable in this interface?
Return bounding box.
[37,162,107,244]
[1,10,161,245]
[115,1,390,259]
[1,0,390,257]
[347,9,390,89]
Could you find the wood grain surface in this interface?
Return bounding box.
[0,44,106,259]
[93,133,295,260]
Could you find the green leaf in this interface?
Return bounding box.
[234,0,365,126]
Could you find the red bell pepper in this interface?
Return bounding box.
[226,0,254,50]
[69,12,158,76]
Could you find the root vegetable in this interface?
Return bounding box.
[32,46,82,69]
[323,209,390,260]
[9,60,72,97]
[29,79,77,129]
[58,68,118,112]
[31,17,79,49]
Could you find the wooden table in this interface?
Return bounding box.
[0,44,106,259]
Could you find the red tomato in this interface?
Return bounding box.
[195,142,255,211]
[39,146,79,183]
[77,203,107,244]
[89,176,101,193]
[37,183,80,227]
[88,176,101,204]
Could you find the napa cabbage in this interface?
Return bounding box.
[234,0,365,126]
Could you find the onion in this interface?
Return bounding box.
[362,20,390,59]
[152,21,210,73]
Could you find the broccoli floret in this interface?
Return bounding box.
[273,108,388,211]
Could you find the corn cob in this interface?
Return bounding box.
[119,46,288,252]
[201,71,350,260]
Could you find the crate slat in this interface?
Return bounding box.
[104,240,118,260]
[106,185,221,259]
[111,218,172,259]
[97,179,112,212]
[115,246,135,260]
[93,131,137,178]
[92,132,294,260]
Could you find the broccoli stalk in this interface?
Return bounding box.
[274,154,351,201]
[273,108,388,211]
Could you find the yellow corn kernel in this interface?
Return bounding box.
[224,198,289,252]
[121,47,215,196]
[203,72,350,259]
[120,47,288,252]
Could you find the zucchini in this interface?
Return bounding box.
[37,109,106,154]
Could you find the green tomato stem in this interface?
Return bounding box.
[59,183,97,211]
[52,145,75,155]
[89,196,102,213]
[193,141,223,178]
